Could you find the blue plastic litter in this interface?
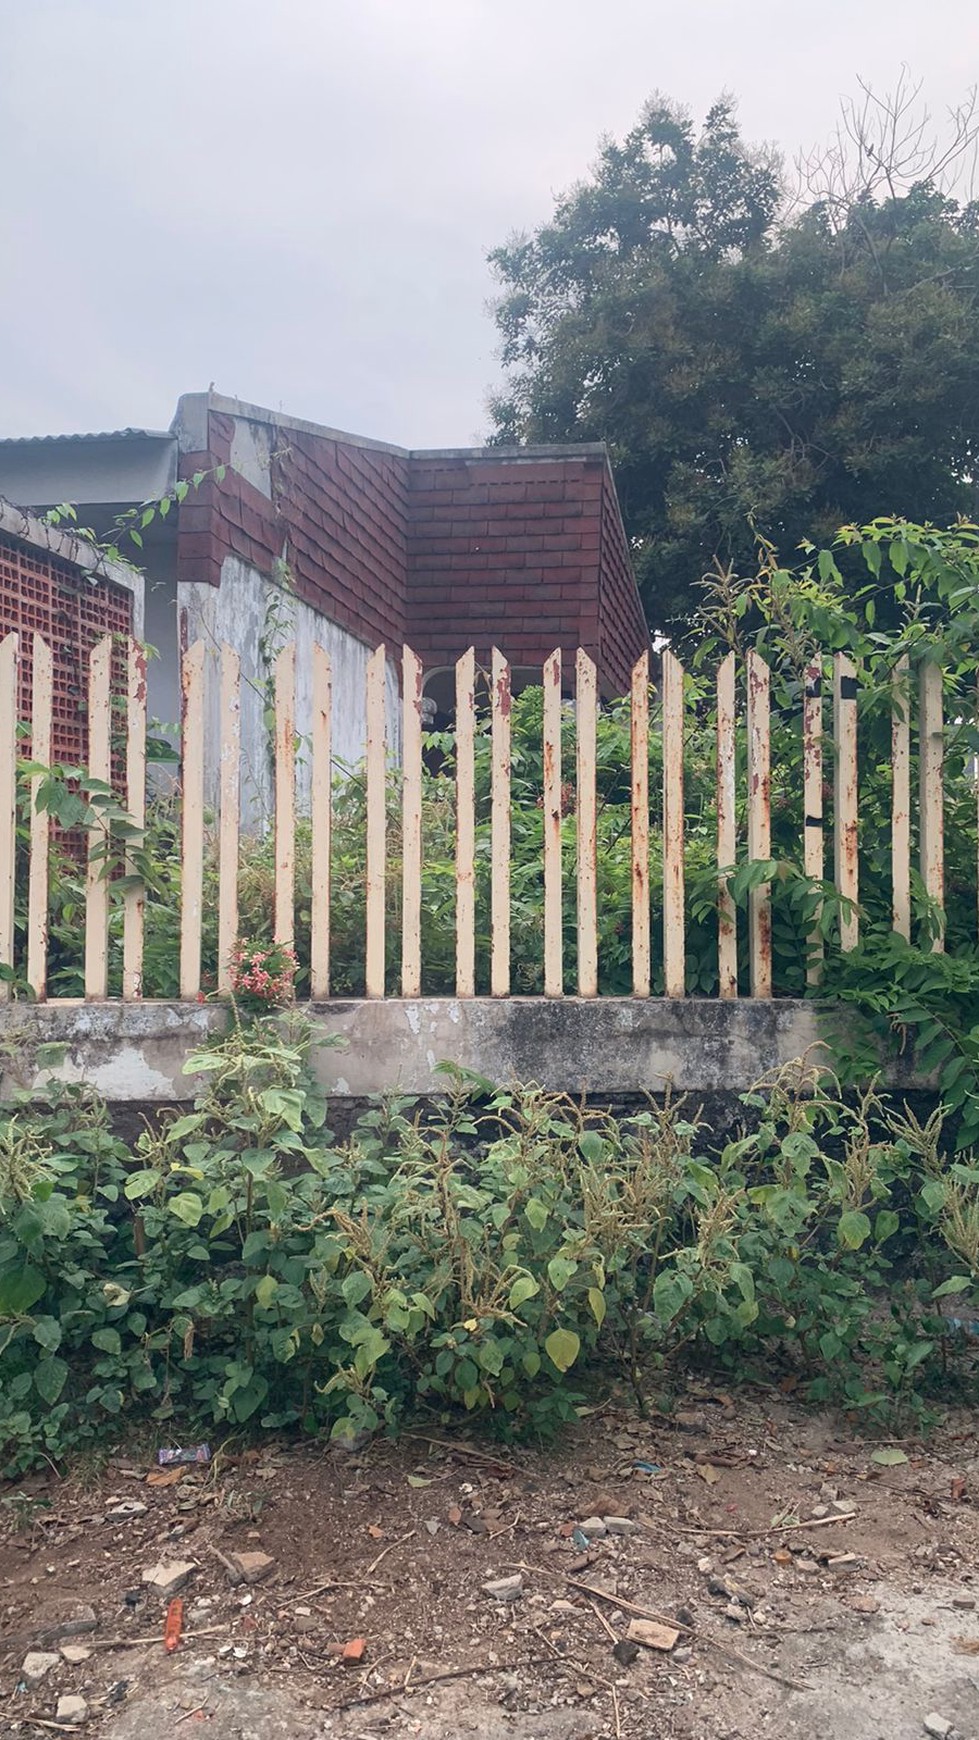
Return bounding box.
[633,1460,663,1474]
[572,1527,590,1551]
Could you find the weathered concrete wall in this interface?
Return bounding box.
[177,556,402,825]
[0,998,888,1108]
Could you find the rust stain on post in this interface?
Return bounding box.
[273,645,296,953]
[833,652,859,952]
[716,652,737,998]
[310,643,333,998]
[401,645,424,998]
[631,652,650,997]
[455,648,476,997]
[575,648,598,997]
[0,634,16,998]
[746,649,772,998]
[919,659,944,951]
[542,648,563,997]
[661,649,685,998]
[891,656,911,942]
[364,645,387,997]
[122,639,147,1000]
[217,644,241,995]
[803,658,824,984]
[490,648,511,996]
[179,639,206,1000]
[84,635,113,1000]
[27,634,52,998]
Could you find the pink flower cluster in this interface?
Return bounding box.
[229,941,298,1007]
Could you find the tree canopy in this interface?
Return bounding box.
[488,90,979,634]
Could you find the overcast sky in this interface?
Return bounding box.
[1,0,975,449]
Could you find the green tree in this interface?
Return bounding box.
[488,88,979,634]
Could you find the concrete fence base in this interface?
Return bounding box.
[0,997,915,1108]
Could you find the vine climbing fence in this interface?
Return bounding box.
[0,630,959,1005]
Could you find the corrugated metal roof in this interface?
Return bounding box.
[0,427,173,447]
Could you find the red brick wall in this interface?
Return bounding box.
[177,413,407,647]
[598,465,650,692]
[176,406,647,693]
[0,531,132,767]
[405,454,647,693]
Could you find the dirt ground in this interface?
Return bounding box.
[2,1385,979,1740]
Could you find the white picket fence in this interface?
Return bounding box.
[0,632,951,1003]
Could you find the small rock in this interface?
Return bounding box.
[59,1645,92,1665]
[674,1409,708,1433]
[603,1516,640,1536]
[551,1600,579,1615]
[21,1652,59,1685]
[229,1551,275,1585]
[463,1510,487,1535]
[55,1696,88,1726]
[579,1517,608,1539]
[847,1594,879,1615]
[612,1639,640,1666]
[923,1718,953,1740]
[626,1617,680,1652]
[697,1556,714,1575]
[106,1502,147,1519]
[723,1601,744,1623]
[952,1596,975,1610]
[293,1615,317,1634]
[674,1645,693,1663]
[341,1639,365,1664]
[831,1499,856,1516]
[811,1504,829,1519]
[483,1574,523,1603]
[424,1519,440,1537]
[141,1560,196,1596]
[675,1606,695,1628]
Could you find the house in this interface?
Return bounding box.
[0,392,649,813]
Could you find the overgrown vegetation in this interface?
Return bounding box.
[16,516,979,1144]
[2,1015,979,1475]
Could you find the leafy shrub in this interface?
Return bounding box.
[3,1017,979,1474]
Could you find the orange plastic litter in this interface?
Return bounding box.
[164,1598,184,1653]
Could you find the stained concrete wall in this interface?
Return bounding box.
[0,997,906,1108]
[177,556,402,825]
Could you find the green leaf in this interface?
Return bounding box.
[544,1328,580,1373]
[477,1337,505,1376]
[124,1168,161,1200]
[508,1274,540,1311]
[587,1286,606,1328]
[32,1315,62,1351]
[91,1326,122,1356]
[34,1355,68,1405]
[919,1179,946,1216]
[933,1275,972,1299]
[255,1275,278,1309]
[652,1269,694,1324]
[871,1447,908,1466]
[874,1209,900,1244]
[0,1260,46,1315]
[524,1197,548,1230]
[168,1192,204,1228]
[455,1356,479,1391]
[837,1210,872,1250]
[341,1271,373,1308]
[579,1131,605,1164]
[547,1255,577,1293]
